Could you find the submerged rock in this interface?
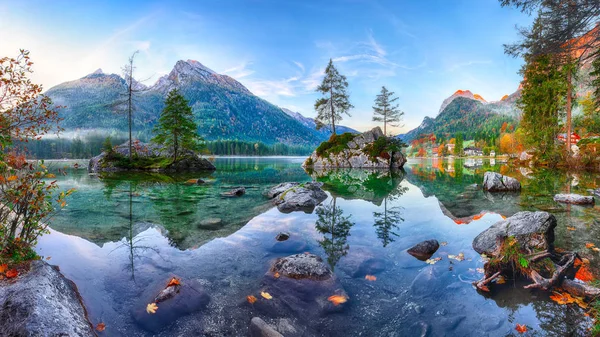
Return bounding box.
[407,239,440,261]
[221,187,246,197]
[249,317,283,337]
[270,253,332,281]
[472,211,556,256]
[132,278,210,332]
[482,172,521,192]
[185,178,205,185]
[553,193,595,205]
[198,218,223,229]
[268,182,327,213]
[275,232,290,241]
[0,261,94,337]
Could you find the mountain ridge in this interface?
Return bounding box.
[44,60,355,146]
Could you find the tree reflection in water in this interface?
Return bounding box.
[373,173,408,247]
[315,197,354,270]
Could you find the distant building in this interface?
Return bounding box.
[557,132,581,144]
[446,143,455,152]
[464,147,483,156]
[490,150,496,157]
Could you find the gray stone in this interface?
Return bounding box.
[472,211,557,256]
[270,182,327,213]
[266,182,299,199]
[270,253,333,280]
[482,172,521,192]
[132,278,210,332]
[275,232,290,241]
[0,261,95,337]
[407,239,440,261]
[221,187,246,197]
[250,317,284,337]
[303,127,407,169]
[554,193,595,205]
[198,218,223,229]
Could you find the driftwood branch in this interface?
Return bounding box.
[524,253,576,290]
[474,271,502,292]
[562,279,600,299]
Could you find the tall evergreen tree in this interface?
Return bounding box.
[372,86,403,135]
[152,89,203,162]
[314,59,353,136]
[519,53,567,162]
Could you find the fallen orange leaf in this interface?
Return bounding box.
[586,242,596,249]
[0,264,7,273]
[260,292,272,300]
[5,269,18,279]
[45,256,51,260]
[96,323,106,332]
[496,275,506,284]
[247,295,257,304]
[365,275,377,281]
[550,291,576,305]
[515,324,527,333]
[327,294,348,306]
[567,226,576,231]
[167,277,180,287]
[575,264,594,282]
[6,175,17,182]
[273,272,280,279]
[146,303,158,314]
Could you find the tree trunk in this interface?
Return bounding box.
[330,86,336,136]
[566,70,572,156]
[128,75,133,161]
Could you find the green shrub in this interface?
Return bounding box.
[316,133,356,157]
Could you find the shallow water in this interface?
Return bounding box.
[35,157,600,336]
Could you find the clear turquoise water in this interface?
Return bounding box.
[35,157,600,336]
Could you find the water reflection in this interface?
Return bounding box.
[315,197,354,270]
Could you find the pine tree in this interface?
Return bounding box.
[314,59,353,135]
[152,89,203,162]
[519,53,567,162]
[372,86,403,135]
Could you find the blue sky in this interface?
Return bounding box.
[0,0,532,133]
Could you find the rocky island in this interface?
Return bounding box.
[303,127,406,169]
[88,141,216,173]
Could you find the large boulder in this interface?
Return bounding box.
[0,261,95,337]
[554,193,595,205]
[268,182,327,213]
[482,172,521,192]
[472,211,557,256]
[270,253,333,281]
[88,141,216,173]
[303,127,407,169]
[407,239,440,261]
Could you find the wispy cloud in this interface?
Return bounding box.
[293,61,305,72]
[222,61,255,79]
[446,60,493,72]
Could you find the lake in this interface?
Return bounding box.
[36,157,600,336]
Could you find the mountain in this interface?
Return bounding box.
[281,108,358,136]
[438,90,487,113]
[400,90,521,143]
[45,60,353,146]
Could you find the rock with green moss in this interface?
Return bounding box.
[303,127,406,169]
[88,141,216,173]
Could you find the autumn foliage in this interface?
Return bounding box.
[0,50,66,262]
